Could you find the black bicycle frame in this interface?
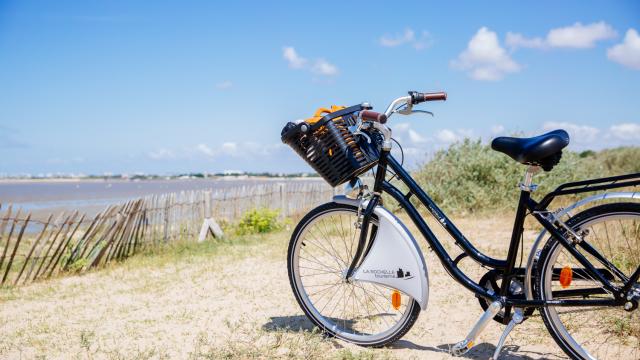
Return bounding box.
[349,148,638,314]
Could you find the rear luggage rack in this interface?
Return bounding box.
[537,172,640,209]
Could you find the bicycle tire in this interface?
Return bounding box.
[287,202,421,347]
[535,202,640,360]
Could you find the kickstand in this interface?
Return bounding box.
[451,300,503,356]
[490,308,524,360]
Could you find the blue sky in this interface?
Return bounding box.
[1,1,639,176]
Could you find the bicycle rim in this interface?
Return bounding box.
[540,210,640,359]
[290,207,417,344]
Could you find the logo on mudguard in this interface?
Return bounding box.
[396,268,414,280]
[362,267,414,280]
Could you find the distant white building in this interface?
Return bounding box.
[223,170,245,176]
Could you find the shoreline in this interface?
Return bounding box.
[0,176,322,184]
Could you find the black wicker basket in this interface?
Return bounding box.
[281,105,379,187]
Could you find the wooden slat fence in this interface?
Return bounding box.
[0,181,334,287]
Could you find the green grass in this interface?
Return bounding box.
[0,224,397,360]
[412,140,640,214]
[236,208,284,235]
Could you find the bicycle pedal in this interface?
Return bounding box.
[450,339,474,356]
[451,300,502,357]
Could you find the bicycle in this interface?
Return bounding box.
[280,91,640,359]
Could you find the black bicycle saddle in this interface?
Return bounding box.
[491,129,570,171]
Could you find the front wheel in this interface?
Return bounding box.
[287,202,421,347]
[535,202,640,359]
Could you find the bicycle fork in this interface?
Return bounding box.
[450,300,524,360]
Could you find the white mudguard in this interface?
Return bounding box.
[352,206,429,310]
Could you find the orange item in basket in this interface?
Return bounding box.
[304,105,346,124]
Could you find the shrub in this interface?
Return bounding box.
[235,208,282,235]
[412,139,638,214]
[593,147,640,174]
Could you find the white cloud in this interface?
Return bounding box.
[380,29,415,47]
[154,142,287,163]
[196,143,215,157]
[148,148,175,160]
[283,46,307,69]
[46,157,86,165]
[507,21,617,50]
[457,129,475,138]
[542,121,600,142]
[311,59,338,76]
[451,27,521,81]
[535,121,640,149]
[394,122,411,132]
[401,147,427,157]
[412,31,433,50]
[215,80,233,90]
[547,21,616,48]
[491,124,505,135]
[505,32,546,49]
[283,46,338,77]
[394,123,471,145]
[607,28,640,70]
[436,129,459,143]
[379,29,432,50]
[609,123,640,141]
[408,129,427,143]
[391,122,431,145]
[221,142,238,155]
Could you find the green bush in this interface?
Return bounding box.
[235,208,282,235]
[412,139,639,214]
[593,147,640,174]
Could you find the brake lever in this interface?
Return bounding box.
[348,123,372,144]
[411,109,434,117]
[393,104,434,117]
[395,103,413,115]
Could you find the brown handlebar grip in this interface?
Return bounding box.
[361,110,388,124]
[422,92,447,101]
[410,91,447,104]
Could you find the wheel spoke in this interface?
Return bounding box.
[290,206,415,344]
[539,206,640,360]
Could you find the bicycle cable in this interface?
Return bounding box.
[385,138,404,183]
[519,211,531,269]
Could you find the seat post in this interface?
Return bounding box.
[498,165,541,324]
[519,166,540,192]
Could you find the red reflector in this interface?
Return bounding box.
[391,290,401,310]
[559,266,573,288]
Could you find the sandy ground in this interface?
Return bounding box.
[0,214,573,359]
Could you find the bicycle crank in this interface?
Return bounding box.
[477,269,534,323]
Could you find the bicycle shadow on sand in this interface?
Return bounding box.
[263,316,566,359]
[262,315,346,349]
[262,315,317,332]
[390,339,566,359]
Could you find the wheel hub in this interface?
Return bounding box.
[340,268,352,283]
[624,286,640,312]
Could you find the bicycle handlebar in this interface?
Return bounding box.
[358,90,447,151]
[360,110,388,124]
[381,91,446,119]
[409,91,447,104]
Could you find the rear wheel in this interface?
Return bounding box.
[287,202,421,347]
[535,203,640,359]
